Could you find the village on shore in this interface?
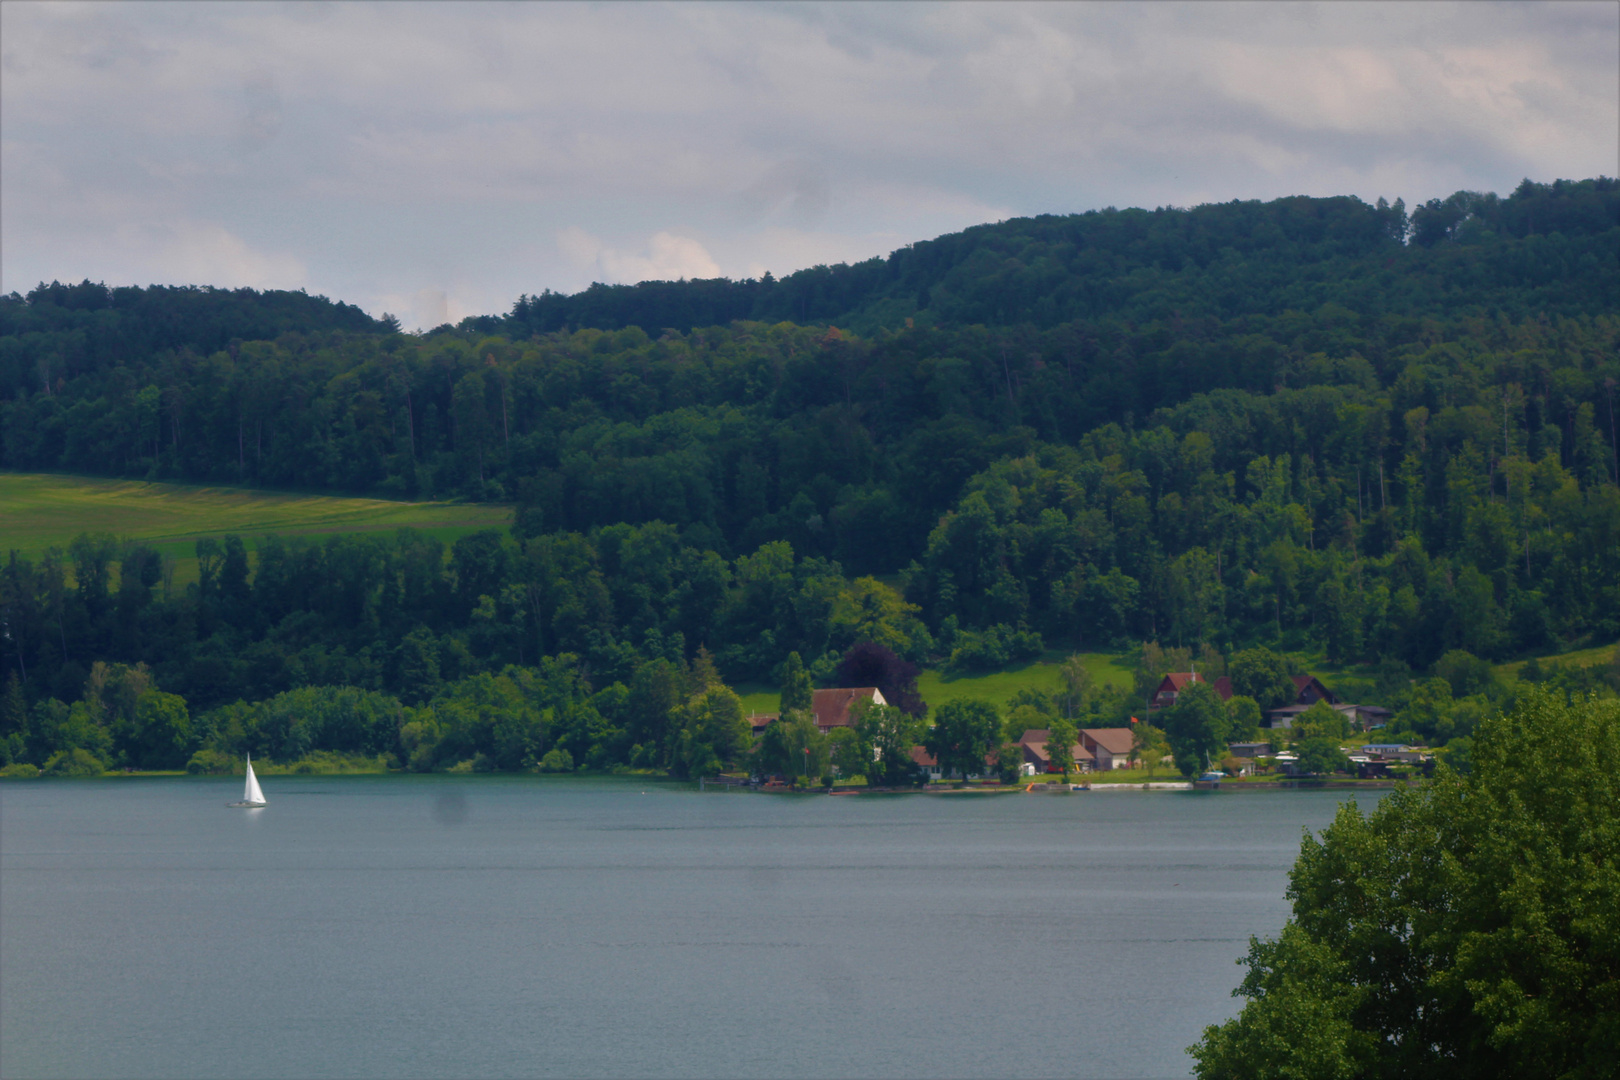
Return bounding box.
[724,665,1427,794]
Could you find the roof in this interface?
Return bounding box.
[908,746,937,767]
[1081,728,1135,755]
[1157,673,1231,700]
[747,713,778,732]
[1018,728,1051,746]
[1022,739,1092,763]
[1292,674,1339,703]
[811,687,886,729]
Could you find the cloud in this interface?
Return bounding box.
[559,228,723,284]
[1,1,1614,313]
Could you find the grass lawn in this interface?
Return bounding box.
[919,651,1135,710]
[734,651,1137,718]
[0,471,512,584]
[1496,640,1618,681]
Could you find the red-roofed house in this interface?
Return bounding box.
[1079,728,1136,770]
[1290,675,1338,706]
[811,687,887,735]
[1017,729,1094,773]
[1151,672,1232,708]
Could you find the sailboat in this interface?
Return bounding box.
[227,754,268,808]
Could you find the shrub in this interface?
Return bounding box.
[538,748,574,773]
[186,749,235,775]
[1,762,41,778]
[43,748,105,777]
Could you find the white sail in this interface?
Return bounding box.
[243,755,266,806]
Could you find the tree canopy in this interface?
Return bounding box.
[1191,688,1620,1079]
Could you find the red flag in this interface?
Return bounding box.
[1130,716,1138,724]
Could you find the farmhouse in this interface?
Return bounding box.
[1079,727,1136,769]
[1150,671,1228,708]
[810,687,886,735]
[1017,729,1094,773]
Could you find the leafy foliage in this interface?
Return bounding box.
[1191,689,1620,1078]
[1,180,1618,772]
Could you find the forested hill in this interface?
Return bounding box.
[1,178,1617,724]
[502,178,1620,335]
[0,282,392,378]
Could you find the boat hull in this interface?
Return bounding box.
[226,801,267,808]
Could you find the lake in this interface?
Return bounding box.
[0,777,1383,1079]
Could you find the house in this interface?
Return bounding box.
[1079,728,1136,770]
[1150,672,1230,708]
[1291,675,1338,706]
[909,745,944,782]
[1017,729,1094,773]
[1264,700,1382,730]
[1259,675,1372,729]
[1228,741,1272,758]
[909,745,997,782]
[810,687,887,735]
[746,713,778,737]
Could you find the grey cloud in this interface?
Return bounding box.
[1,0,1613,314]
[738,159,831,230]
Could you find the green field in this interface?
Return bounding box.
[0,472,512,583]
[737,651,1138,718]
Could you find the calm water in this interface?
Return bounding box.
[0,777,1383,1080]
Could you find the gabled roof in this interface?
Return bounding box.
[1081,728,1135,755]
[1157,672,1232,699]
[1018,728,1051,746]
[1292,674,1338,703]
[1158,672,1208,692]
[1021,739,1093,763]
[811,687,886,729]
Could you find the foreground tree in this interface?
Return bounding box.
[1190,688,1620,1079]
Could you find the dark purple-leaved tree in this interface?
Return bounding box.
[833,642,927,718]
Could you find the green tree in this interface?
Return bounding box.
[993,741,1025,784]
[1191,689,1620,1078]
[778,651,813,713]
[1056,654,1094,718]
[826,725,865,781]
[671,684,749,779]
[1227,647,1295,709]
[127,690,192,770]
[925,698,1000,782]
[1226,696,1263,742]
[1162,681,1231,776]
[1047,714,1078,782]
[854,700,924,786]
[1295,737,1347,776]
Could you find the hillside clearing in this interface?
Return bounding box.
[0,472,511,582]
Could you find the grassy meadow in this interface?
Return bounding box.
[738,651,1139,719]
[0,472,512,584]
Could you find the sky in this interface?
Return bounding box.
[2,1,1616,330]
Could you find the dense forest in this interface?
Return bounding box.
[2,178,1617,776]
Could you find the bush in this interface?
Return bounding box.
[43,748,105,777]
[1,762,41,778]
[1296,736,1347,776]
[538,748,574,773]
[186,749,235,775]
[1433,649,1497,698]
[947,624,1044,672]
